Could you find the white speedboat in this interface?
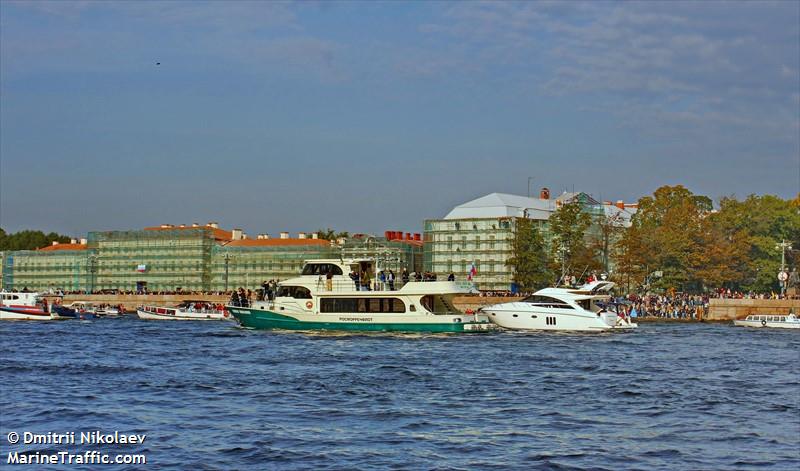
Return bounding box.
[733,314,800,329]
[137,300,231,321]
[227,259,496,333]
[1,291,55,320]
[480,281,637,332]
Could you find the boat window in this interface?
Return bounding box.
[276,286,312,299]
[577,300,591,310]
[301,263,343,276]
[522,295,574,309]
[321,298,405,313]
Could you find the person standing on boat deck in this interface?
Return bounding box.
[326,268,334,291]
[448,273,455,281]
[388,270,395,290]
[378,270,386,291]
[349,270,360,291]
[401,268,409,286]
[361,269,372,291]
[230,290,240,307]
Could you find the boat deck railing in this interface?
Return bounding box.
[273,278,475,294]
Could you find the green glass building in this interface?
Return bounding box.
[1,224,424,293]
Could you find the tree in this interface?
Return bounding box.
[548,201,593,278]
[315,228,349,241]
[706,194,800,292]
[0,229,71,251]
[616,185,710,291]
[506,218,552,291]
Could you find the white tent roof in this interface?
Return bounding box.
[444,193,560,220]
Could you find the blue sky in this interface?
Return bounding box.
[1,0,798,237]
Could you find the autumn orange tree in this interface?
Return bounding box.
[614,185,712,291]
[706,194,800,292]
[614,186,799,293]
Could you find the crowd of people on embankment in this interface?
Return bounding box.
[709,288,798,300]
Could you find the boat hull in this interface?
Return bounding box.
[50,306,79,320]
[483,306,637,332]
[136,309,229,321]
[228,307,495,333]
[733,320,800,329]
[0,306,53,321]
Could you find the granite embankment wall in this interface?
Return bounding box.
[706,298,800,321]
[42,294,520,313]
[44,294,229,311]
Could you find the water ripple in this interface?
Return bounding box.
[0,321,798,470]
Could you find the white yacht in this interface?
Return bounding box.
[733,313,800,329]
[480,281,637,332]
[227,259,496,333]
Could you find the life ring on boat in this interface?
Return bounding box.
[761,320,767,327]
[306,301,313,309]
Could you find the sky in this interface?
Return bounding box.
[1,0,798,238]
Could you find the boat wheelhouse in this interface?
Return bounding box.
[137,300,230,321]
[227,259,495,333]
[733,313,800,329]
[480,281,637,332]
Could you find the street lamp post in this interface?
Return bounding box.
[87,254,97,294]
[223,252,231,292]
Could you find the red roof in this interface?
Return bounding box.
[37,243,88,251]
[143,225,233,241]
[225,238,331,247]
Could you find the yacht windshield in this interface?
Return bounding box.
[522,295,573,309]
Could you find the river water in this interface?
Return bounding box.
[1,318,798,470]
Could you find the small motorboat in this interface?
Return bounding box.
[50,305,79,320]
[733,313,800,329]
[137,300,231,321]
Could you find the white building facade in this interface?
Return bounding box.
[424,190,636,291]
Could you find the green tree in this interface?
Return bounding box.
[548,201,593,278]
[706,194,800,292]
[506,218,552,291]
[0,229,71,251]
[315,228,349,241]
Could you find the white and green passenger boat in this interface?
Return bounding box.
[227,259,496,333]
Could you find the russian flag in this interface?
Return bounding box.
[467,262,477,281]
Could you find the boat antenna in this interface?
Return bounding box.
[577,265,589,285]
